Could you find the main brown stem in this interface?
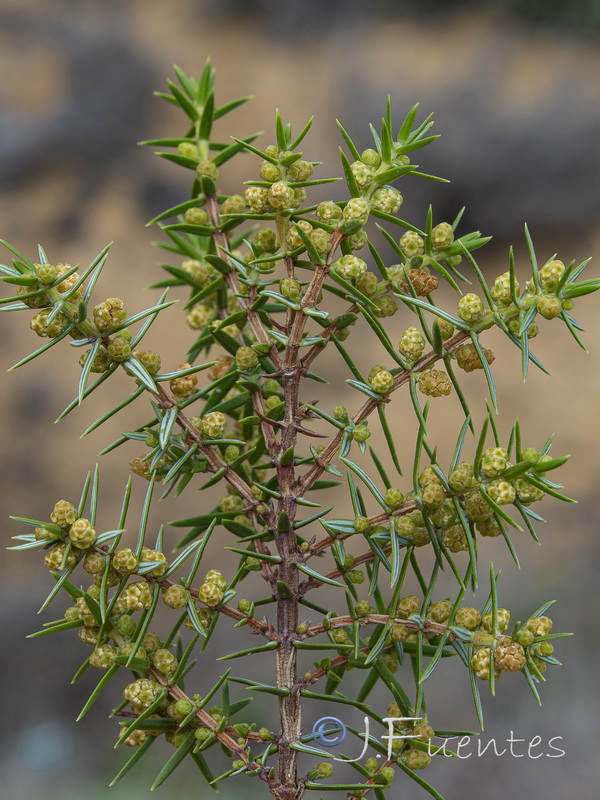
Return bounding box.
[203,196,349,797]
[271,235,344,799]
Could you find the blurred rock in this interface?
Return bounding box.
[1,4,599,799]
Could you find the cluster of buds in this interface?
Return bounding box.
[183,258,228,331]
[140,546,168,577]
[117,581,154,612]
[342,196,370,228]
[284,219,332,257]
[418,368,452,397]
[430,222,454,250]
[193,410,227,438]
[40,500,100,570]
[152,647,178,677]
[197,569,227,608]
[79,340,161,376]
[24,264,109,342]
[123,679,163,709]
[458,292,486,324]
[399,231,425,259]
[357,444,558,557]
[187,302,217,331]
[68,517,97,549]
[470,621,534,681]
[184,206,209,227]
[162,583,189,609]
[19,263,84,311]
[368,364,395,394]
[370,186,403,215]
[30,308,69,338]
[64,527,186,679]
[398,325,425,360]
[454,342,495,372]
[332,254,367,281]
[244,142,314,216]
[465,256,580,350]
[365,597,557,690]
[31,280,162,378]
[235,345,259,372]
[389,264,438,297]
[170,362,198,400]
[130,453,171,480]
[113,547,139,575]
[93,297,128,332]
[383,704,435,770]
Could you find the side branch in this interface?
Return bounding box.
[297,330,471,494]
[205,193,282,368]
[283,228,344,371]
[303,613,457,640]
[153,384,277,528]
[150,667,284,793]
[298,540,400,596]
[300,300,359,371]
[307,499,418,559]
[92,537,278,639]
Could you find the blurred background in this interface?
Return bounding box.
[1,1,599,798]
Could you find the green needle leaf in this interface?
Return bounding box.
[341,456,388,509]
[336,119,361,160]
[9,327,73,371]
[469,332,497,410]
[339,148,361,197]
[190,752,218,789]
[110,735,156,786]
[217,641,279,661]
[524,223,540,291]
[289,115,314,150]
[159,405,179,450]
[151,730,196,790]
[296,563,345,587]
